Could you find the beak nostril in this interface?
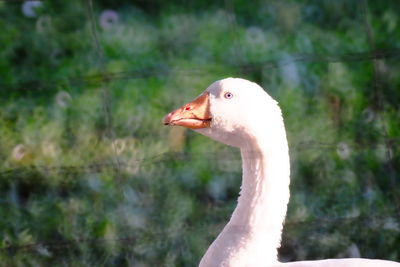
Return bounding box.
[163,91,210,129]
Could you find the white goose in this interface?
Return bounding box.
[163,78,400,267]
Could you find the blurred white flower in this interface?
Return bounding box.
[55,91,71,108]
[383,10,397,33]
[362,107,375,123]
[124,209,146,229]
[36,244,52,257]
[41,140,58,158]
[342,170,356,184]
[87,175,102,192]
[179,169,199,189]
[111,138,136,155]
[207,177,227,200]
[280,54,300,86]
[122,186,137,202]
[383,217,399,231]
[345,243,361,258]
[318,234,341,247]
[374,143,387,161]
[65,198,82,214]
[376,59,389,75]
[245,26,265,45]
[112,138,127,155]
[363,185,376,203]
[125,158,140,175]
[373,116,386,132]
[12,144,26,160]
[293,204,308,222]
[375,143,393,161]
[336,142,351,159]
[22,1,42,18]
[345,205,360,218]
[36,15,51,33]
[99,9,119,30]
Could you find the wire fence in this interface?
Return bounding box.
[1,212,396,253]
[1,48,400,93]
[1,1,400,194]
[1,0,399,261]
[0,138,399,177]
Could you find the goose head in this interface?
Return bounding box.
[163,77,282,148]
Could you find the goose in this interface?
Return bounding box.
[163,78,400,267]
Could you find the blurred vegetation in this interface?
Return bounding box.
[0,0,399,266]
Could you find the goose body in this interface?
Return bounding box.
[163,78,399,267]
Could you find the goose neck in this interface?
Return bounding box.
[228,134,291,260]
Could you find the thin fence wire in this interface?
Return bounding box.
[361,0,400,212]
[1,48,400,93]
[1,0,399,183]
[1,0,399,259]
[0,138,399,177]
[0,211,395,253]
[85,0,123,188]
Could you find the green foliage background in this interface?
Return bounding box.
[0,0,399,266]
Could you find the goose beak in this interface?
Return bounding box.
[163,92,211,129]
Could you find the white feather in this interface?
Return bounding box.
[190,78,399,267]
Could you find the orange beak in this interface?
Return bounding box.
[163,92,212,129]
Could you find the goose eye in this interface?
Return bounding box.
[224,92,233,99]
